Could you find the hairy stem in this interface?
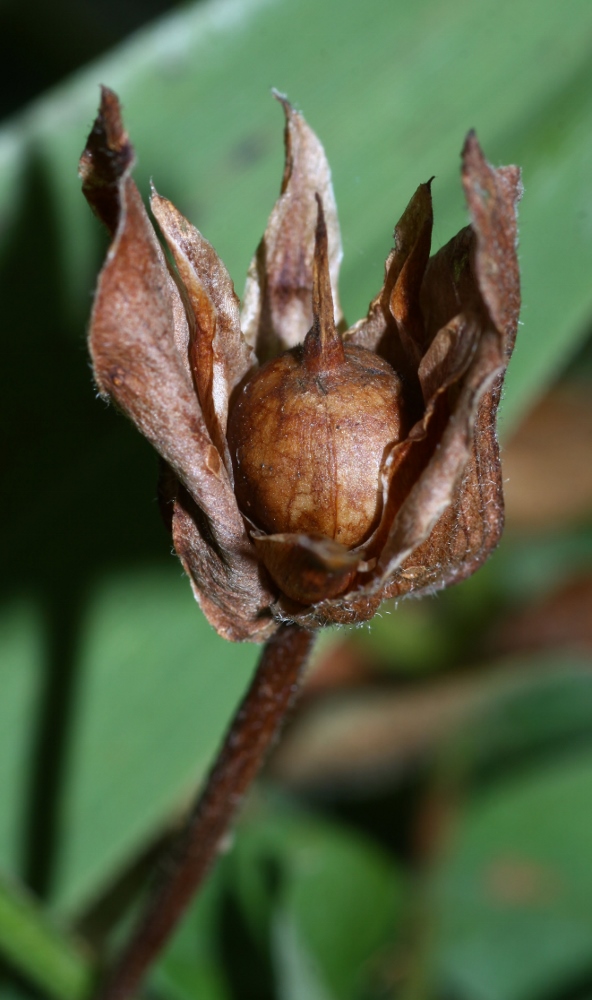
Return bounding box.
[94,623,315,1000]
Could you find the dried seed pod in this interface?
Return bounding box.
[81,90,522,638]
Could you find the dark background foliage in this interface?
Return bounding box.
[0,0,181,118]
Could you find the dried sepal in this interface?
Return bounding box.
[382,388,506,601]
[169,482,276,642]
[81,88,274,641]
[419,227,477,347]
[376,329,503,581]
[375,136,522,600]
[88,173,213,497]
[276,581,383,630]
[151,190,256,476]
[347,181,433,381]
[79,86,134,235]
[252,532,363,604]
[417,313,478,405]
[387,180,434,367]
[462,134,522,349]
[302,195,346,372]
[241,93,343,360]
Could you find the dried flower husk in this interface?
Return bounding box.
[80,88,521,641]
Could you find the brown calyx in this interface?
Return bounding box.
[228,197,408,566]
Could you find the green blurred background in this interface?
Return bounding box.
[1,0,592,997]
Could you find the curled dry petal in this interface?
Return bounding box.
[383,392,507,600]
[462,133,522,350]
[150,190,256,476]
[80,86,134,236]
[376,329,503,581]
[378,138,523,601]
[241,92,343,360]
[347,180,433,384]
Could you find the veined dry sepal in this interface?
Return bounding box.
[150,189,256,477]
[80,88,274,641]
[241,92,343,361]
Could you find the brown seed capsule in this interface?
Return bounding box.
[228,196,407,552]
[228,344,406,548]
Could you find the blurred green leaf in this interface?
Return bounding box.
[0,871,92,1000]
[273,910,333,1000]
[428,659,592,1000]
[149,861,230,1000]
[235,801,402,1000]
[278,824,398,1000]
[0,601,45,877]
[0,569,258,918]
[51,569,258,916]
[479,523,592,605]
[461,661,592,778]
[353,599,462,675]
[153,796,402,1000]
[356,520,592,676]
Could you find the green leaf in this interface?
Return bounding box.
[0,870,92,1000]
[149,862,231,1000]
[233,800,403,1000]
[151,796,402,1000]
[427,659,592,1000]
[0,600,45,877]
[51,569,259,916]
[273,909,334,1000]
[0,568,258,919]
[478,523,592,606]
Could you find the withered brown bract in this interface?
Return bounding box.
[80,88,521,642]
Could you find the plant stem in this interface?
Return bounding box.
[94,623,315,1000]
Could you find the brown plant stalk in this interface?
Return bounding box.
[94,624,315,1000]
